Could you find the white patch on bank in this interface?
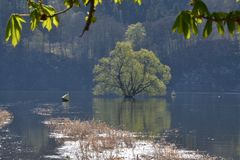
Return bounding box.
[47,135,207,160]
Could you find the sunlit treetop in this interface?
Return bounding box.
[5,0,240,47]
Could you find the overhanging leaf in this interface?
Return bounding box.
[203,20,212,38]
[5,15,26,47]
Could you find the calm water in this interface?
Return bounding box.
[0,91,239,160]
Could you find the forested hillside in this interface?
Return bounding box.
[1,0,240,91]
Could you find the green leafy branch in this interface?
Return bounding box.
[173,0,240,39]
[5,0,142,47]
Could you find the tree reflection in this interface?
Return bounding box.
[22,126,50,153]
[93,98,171,135]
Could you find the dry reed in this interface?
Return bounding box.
[46,118,223,160]
[0,109,12,128]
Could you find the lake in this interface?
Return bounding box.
[0,91,239,159]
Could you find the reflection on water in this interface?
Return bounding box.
[22,126,49,153]
[62,101,70,110]
[93,98,171,135]
[62,101,70,114]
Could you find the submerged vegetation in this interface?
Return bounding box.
[46,118,221,160]
[0,109,12,128]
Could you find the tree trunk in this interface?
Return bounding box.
[124,95,134,99]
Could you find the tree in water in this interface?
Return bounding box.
[93,23,171,98]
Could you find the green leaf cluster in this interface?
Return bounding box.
[114,0,141,5]
[29,2,60,31]
[6,1,61,47]
[172,11,199,39]
[5,15,26,47]
[64,0,80,8]
[173,0,240,39]
[41,5,59,31]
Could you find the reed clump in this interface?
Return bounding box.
[0,109,12,128]
[47,118,134,148]
[46,118,222,160]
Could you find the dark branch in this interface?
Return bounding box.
[15,5,73,18]
[194,12,240,23]
[80,0,95,37]
[50,6,73,17]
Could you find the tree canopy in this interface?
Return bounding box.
[93,41,171,98]
[124,22,146,48]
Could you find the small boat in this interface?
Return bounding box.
[62,92,70,102]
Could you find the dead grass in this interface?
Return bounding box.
[46,118,223,160]
[0,109,12,128]
[47,118,134,147]
[151,143,222,160]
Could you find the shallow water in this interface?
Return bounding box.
[0,91,239,159]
